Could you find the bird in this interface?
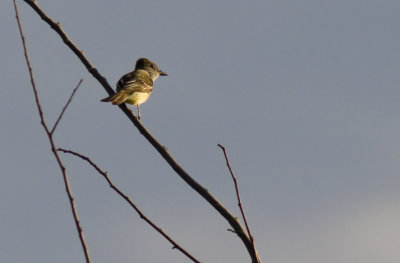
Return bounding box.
[101,58,167,119]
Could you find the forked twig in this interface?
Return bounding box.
[13,1,90,262]
[218,144,259,261]
[58,148,201,263]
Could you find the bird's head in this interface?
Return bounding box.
[135,58,167,81]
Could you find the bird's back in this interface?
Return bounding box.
[116,69,153,92]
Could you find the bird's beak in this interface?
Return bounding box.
[159,70,168,76]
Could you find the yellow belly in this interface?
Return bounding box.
[125,92,151,106]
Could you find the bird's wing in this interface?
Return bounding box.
[100,70,154,105]
[116,70,153,93]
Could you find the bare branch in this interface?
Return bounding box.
[13,2,91,262]
[21,1,261,261]
[51,79,83,134]
[58,148,202,263]
[218,144,261,262]
[22,0,114,97]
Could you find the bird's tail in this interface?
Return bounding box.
[100,91,130,105]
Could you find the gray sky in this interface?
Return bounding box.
[2,0,400,262]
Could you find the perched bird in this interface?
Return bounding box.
[101,58,167,119]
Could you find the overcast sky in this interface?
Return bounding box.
[2,0,400,262]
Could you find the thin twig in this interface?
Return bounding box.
[218,144,253,238]
[58,148,201,263]
[13,2,91,262]
[218,144,260,262]
[21,1,260,262]
[51,79,83,134]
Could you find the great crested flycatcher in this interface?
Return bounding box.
[101,58,167,119]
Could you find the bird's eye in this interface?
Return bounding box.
[151,64,155,69]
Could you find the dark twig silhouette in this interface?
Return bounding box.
[58,148,201,263]
[51,79,83,134]
[218,144,259,261]
[13,1,89,262]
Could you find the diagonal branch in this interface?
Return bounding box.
[22,0,114,96]
[13,1,91,263]
[21,1,261,262]
[58,148,201,263]
[51,79,83,134]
